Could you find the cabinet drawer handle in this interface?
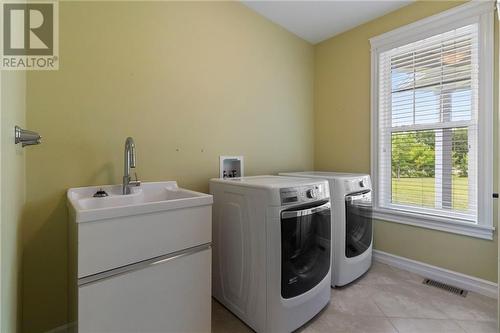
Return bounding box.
[78,243,211,287]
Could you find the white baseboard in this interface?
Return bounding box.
[373,250,498,299]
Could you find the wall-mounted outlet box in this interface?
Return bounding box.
[219,156,244,179]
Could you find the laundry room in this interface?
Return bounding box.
[0,1,498,333]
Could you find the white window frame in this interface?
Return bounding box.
[370,1,494,240]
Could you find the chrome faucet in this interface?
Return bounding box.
[123,137,141,194]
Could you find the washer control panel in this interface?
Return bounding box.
[280,183,328,205]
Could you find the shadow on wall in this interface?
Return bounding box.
[22,164,116,333]
[22,197,68,333]
[81,163,117,190]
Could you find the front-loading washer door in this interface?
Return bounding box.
[345,190,372,258]
[280,201,331,299]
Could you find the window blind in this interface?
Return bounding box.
[377,24,478,222]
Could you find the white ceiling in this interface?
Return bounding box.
[242,1,414,44]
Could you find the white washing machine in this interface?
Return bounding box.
[279,172,373,287]
[210,176,332,333]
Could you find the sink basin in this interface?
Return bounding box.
[68,181,212,223]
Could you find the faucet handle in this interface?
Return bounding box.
[130,172,141,187]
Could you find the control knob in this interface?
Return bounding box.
[306,189,317,199]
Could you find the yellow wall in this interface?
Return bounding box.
[314,1,498,282]
[1,72,26,333]
[23,1,314,332]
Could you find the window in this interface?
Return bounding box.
[370,2,494,239]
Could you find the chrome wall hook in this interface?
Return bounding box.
[14,126,42,147]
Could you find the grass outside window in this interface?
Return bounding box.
[392,176,468,211]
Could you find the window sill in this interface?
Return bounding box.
[373,208,495,240]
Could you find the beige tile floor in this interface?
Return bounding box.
[212,262,498,333]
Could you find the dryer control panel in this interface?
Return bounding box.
[344,175,372,194]
[280,183,328,205]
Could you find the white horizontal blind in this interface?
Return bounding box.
[377,24,478,222]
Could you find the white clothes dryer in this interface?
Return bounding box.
[279,172,373,287]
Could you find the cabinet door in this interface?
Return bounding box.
[79,248,211,333]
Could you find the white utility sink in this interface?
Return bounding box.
[68,181,212,223]
[67,180,213,278]
[67,180,213,332]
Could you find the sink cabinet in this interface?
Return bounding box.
[79,247,211,333]
[67,181,213,333]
